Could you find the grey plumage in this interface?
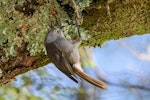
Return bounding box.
[45,25,107,89]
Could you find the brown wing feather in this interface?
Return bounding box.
[45,39,78,83]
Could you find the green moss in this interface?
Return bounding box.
[82,0,150,47]
[0,0,149,57]
[37,55,49,67]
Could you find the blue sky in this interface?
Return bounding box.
[91,34,150,100]
[14,34,150,100]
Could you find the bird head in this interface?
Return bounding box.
[45,24,64,44]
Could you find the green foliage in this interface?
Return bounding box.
[0,85,43,100]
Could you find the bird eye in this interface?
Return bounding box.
[55,29,59,34]
[57,30,60,33]
[55,28,62,34]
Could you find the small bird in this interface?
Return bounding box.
[45,24,107,89]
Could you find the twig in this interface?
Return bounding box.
[70,0,81,21]
[70,0,83,37]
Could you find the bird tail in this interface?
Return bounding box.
[73,64,107,90]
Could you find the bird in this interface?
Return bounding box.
[44,24,107,89]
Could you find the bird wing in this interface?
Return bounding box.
[54,38,107,89]
[46,38,79,83]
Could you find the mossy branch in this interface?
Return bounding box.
[0,0,149,85]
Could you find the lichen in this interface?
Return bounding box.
[0,0,63,56]
[0,0,149,59]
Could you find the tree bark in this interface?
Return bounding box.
[0,0,149,84]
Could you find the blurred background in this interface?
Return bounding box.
[0,34,150,100]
